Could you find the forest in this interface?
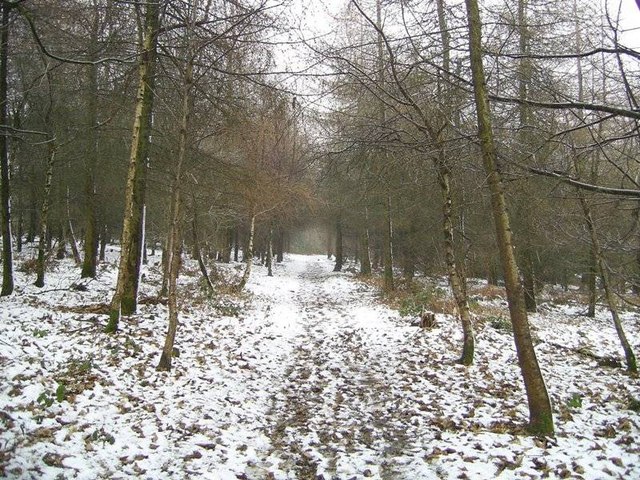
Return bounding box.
[0,0,639,478]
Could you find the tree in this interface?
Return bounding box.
[106,0,161,333]
[0,1,14,296]
[464,0,554,435]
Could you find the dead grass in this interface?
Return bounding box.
[468,284,506,301]
[357,276,459,316]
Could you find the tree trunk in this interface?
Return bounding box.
[333,214,343,272]
[192,208,214,292]
[276,228,284,263]
[577,180,636,372]
[517,0,537,314]
[522,249,537,313]
[360,207,372,275]
[99,223,107,262]
[66,188,81,264]
[267,223,274,277]
[382,194,394,291]
[233,226,239,262]
[0,2,13,296]
[436,153,475,365]
[237,214,255,291]
[465,0,554,435]
[15,209,22,253]
[157,23,194,370]
[81,16,99,279]
[585,248,597,316]
[106,1,160,333]
[35,143,56,287]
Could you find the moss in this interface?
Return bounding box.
[104,309,119,334]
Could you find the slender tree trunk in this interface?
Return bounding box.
[436,154,475,365]
[27,187,36,243]
[222,228,232,263]
[382,194,394,291]
[517,0,537,313]
[0,2,13,296]
[465,0,553,435]
[522,249,537,312]
[66,188,81,264]
[99,223,107,262]
[267,223,274,277]
[106,2,160,333]
[572,150,637,371]
[35,143,56,287]
[585,248,598,316]
[233,226,239,262]
[333,213,343,272]
[81,17,99,279]
[360,207,372,275]
[192,206,213,292]
[237,214,255,291]
[276,228,284,263]
[157,27,194,371]
[15,209,22,253]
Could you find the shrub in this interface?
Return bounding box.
[489,315,512,332]
[398,289,432,317]
[567,392,583,409]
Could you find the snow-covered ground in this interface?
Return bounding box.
[1,252,639,479]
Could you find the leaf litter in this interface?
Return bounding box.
[0,252,638,479]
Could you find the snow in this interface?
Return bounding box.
[1,251,639,479]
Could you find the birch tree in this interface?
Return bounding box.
[106,1,161,333]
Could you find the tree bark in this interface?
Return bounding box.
[516,0,538,314]
[276,228,284,263]
[436,152,475,365]
[81,10,100,279]
[34,142,56,287]
[360,207,372,275]
[522,249,537,313]
[382,194,394,291]
[267,223,273,277]
[0,2,13,296]
[333,213,343,272]
[192,205,213,292]
[66,188,81,264]
[233,226,239,262]
[237,213,255,291]
[99,223,107,262]
[106,1,160,333]
[158,19,194,370]
[465,0,554,435]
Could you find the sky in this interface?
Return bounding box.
[608,0,640,47]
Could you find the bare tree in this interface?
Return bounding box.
[464,0,554,435]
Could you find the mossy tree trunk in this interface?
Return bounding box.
[106,1,160,333]
[465,0,554,436]
[0,2,13,296]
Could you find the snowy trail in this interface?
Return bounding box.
[250,256,434,479]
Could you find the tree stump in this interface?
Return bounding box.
[420,311,436,329]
